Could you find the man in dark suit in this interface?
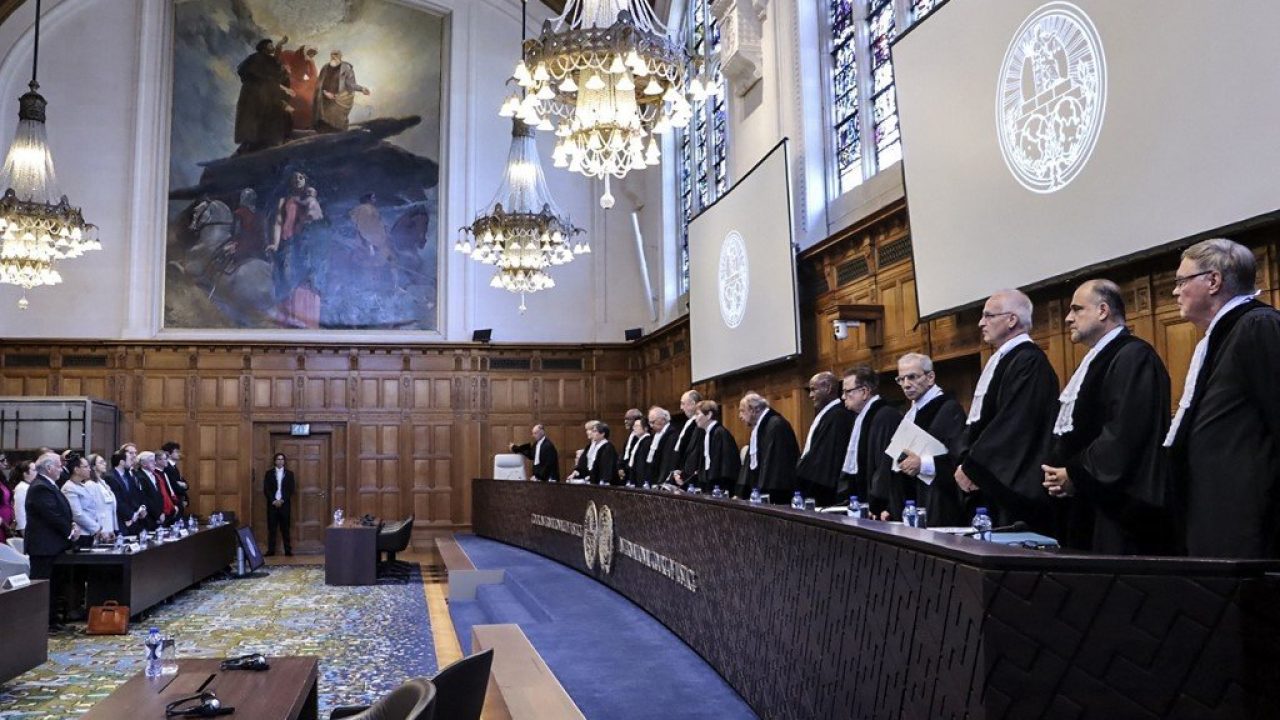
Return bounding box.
[136,451,177,529]
[510,424,560,481]
[105,450,148,535]
[25,453,80,581]
[161,441,190,519]
[676,400,740,493]
[795,371,855,506]
[736,393,799,503]
[264,452,295,556]
[641,406,678,486]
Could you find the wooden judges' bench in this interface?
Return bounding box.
[473,478,1280,720]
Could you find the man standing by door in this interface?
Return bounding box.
[264,453,294,556]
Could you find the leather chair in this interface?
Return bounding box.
[431,648,493,720]
[330,677,436,720]
[377,516,414,577]
[492,453,527,481]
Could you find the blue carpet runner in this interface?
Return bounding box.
[452,535,757,720]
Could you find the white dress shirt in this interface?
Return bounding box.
[967,333,1034,424]
[1164,292,1260,446]
[274,467,284,501]
[802,400,842,457]
[13,480,29,531]
[93,478,119,533]
[841,396,880,475]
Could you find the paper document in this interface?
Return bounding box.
[884,420,949,484]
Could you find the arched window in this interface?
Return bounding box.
[677,0,728,294]
[827,0,936,196]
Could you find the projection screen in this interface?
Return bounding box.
[894,0,1280,318]
[689,141,800,384]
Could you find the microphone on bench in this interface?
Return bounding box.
[963,520,1028,536]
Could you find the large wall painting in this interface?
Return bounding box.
[165,0,443,331]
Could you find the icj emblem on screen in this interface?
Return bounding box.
[718,230,749,329]
[996,2,1106,194]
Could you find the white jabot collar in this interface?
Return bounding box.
[967,333,1033,424]
[1054,325,1125,435]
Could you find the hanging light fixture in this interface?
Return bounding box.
[458,2,585,313]
[0,0,98,309]
[507,0,722,208]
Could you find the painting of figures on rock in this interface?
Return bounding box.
[165,0,443,331]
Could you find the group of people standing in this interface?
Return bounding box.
[1,442,189,580]
[512,238,1280,560]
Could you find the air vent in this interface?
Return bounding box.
[541,358,583,371]
[4,354,50,368]
[63,355,108,368]
[489,357,532,371]
[836,257,870,286]
[878,237,913,267]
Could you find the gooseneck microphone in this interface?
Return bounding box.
[964,520,1028,536]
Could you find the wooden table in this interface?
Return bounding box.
[325,523,377,585]
[0,579,49,684]
[54,524,237,617]
[82,656,318,720]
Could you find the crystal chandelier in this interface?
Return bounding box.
[502,0,722,208]
[0,0,99,309]
[455,119,585,312]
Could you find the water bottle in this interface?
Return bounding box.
[903,500,919,527]
[972,506,993,541]
[114,533,124,551]
[642,480,651,490]
[749,488,762,505]
[711,485,723,498]
[790,491,804,510]
[846,496,862,519]
[161,633,178,675]
[188,515,197,531]
[139,529,149,545]
[333,508,344,526]
[144,627,163,678]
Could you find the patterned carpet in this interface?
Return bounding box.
[0,566,437,719]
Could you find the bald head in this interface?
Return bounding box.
[1067,278,1126,347]
[807,371,840,407]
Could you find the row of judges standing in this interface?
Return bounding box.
[510,239,1280,559]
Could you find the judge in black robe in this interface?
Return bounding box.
[679,401,740,493]
[662,391,704,486]
[642,408,679,487]
[837,367,902,512]
[510,424,560,481]
[1166,241,1280,558]
[956,291,1060,531]
[872,354,970,526]
[795,372,855,507]
[1042,282,1175,554]
[566,421,601,481]
[620,418,652,486]
[585,423,620,486]
[734,394,799,503]
[619,409,645,469]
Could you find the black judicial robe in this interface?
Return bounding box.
[1048,331,1174,555]
[734,410,800,499]
[643,427,678,485]
[513,438,560,481]
[673,421,706,481]
[795,403,855,493]
[587,442,620,486]
[1169,300,1280,558]
[622,435,652,485]
[873,392,969,526]
[958,342,1060,530]
[692,423,740,492]
[838,400,902,510]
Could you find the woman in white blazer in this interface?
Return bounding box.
[88,454,118,537]
[62,453,107,544]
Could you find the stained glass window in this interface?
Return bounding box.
[829,0,861,193]
[912,0,939,23]
[866,0,901,171]
[677,0,728,295]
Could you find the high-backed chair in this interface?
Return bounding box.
[492,453,527,481]
[431,648,493,720]
[329,677,436,720]
[0,542,31,581]
[377,516,415,577]
[6,537,23,554]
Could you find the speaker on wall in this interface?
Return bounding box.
[624,328,644,341]
[472,329,493,343]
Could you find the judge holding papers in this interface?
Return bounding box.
[1165,239,1280,558]
[955,290,1060,531]
[874,353,968,525]
[1041,280,1176,554]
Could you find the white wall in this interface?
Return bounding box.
[0,0,659,344]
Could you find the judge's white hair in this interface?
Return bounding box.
[992,289,1034,331]
[898,353,934,373]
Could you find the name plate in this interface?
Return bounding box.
[2,573,31,589]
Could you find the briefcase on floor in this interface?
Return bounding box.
[87,600,130,635]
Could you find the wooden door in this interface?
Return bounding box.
[253,433,332,554]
